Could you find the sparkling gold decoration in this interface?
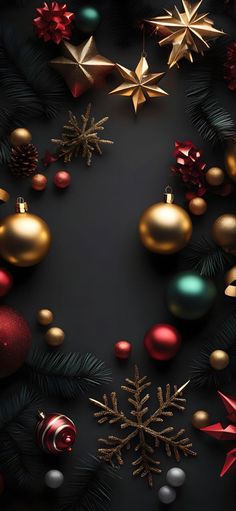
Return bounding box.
[188,197,207,215]
[37,309,54,326]
[109,55,168,113]
[139,187,192,254]
[146,0,224,68]
[225,266,236,297]
[45,327,65,346]
[10,128,32,147]
[0,197,51,267]
[206,167,225,186]
[209,350,229,371]
[225,140,236,182]
[50,36,114,97]
[192,410,210,429]
[212,214,236,255]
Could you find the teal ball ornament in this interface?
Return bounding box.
[75,7,101,33]
[166,272,216,320]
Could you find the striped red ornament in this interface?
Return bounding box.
[36,411,77,454]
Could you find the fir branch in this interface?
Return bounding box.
[25,349,111,399]
[183,237,233,277]
[0,385,41,432]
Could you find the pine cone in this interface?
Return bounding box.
[9,144,39,178]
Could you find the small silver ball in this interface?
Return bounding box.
[45,469,64,489]
[166,467,186,487]
[158,485,176,504]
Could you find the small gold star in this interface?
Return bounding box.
[109,55,168,113]
[146,0,224,68]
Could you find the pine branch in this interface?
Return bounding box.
[25,349,111,399]
[0,385,41,432]
[183,237,234,277]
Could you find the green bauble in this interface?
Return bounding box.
[75,7,101,33]
[166,272,216,320]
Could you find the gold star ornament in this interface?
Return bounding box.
[50,36,114,97]
[146,0,224,68]
[109,55,168,113]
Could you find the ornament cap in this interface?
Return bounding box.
[164,186,174,204]
[16,197,28,214]
[37,410,46,421]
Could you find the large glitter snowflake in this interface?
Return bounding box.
[90,366,196,487]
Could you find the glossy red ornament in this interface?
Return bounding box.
[115,340,132,359]
[144,323,181,361]
[36,411,77,453]
[33,2,74,44]
[54,170,71,189]
[0,306,32,378]
[0,268,13,297]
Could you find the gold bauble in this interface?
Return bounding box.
[209,350,229,370]
[225,140,236,182]
[139,188,192,254]
[0,197,51,267]
[191,410,210,429]
[45,327,65,346]
[212,214,236,255]
[206,167,224,186]
[188,197,207,216]
[37,309,54,326]
[10,128,32,147]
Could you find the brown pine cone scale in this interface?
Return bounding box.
[9,143,39,178]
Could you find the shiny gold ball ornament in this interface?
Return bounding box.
[139,188,192,254]
[10,128,32,147]
[212,214,236,255]
[209,350,229,371]
[225,140,236,182]
[45,327,65,346]
[191,410,210,429]
[188,197,207,216]
[37,309,54,326]
[0,197,51,267]
[206,167,225,186]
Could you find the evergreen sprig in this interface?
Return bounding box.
[183,237,234,277]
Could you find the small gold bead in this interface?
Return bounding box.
[45,327,65,347]
[209,350,229,370]
[37,308,54,326]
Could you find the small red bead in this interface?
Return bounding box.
[54,170,71,189]
[0,268,13,297]
[144,324,181,361]
[115,340,132,360]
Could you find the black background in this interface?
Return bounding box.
[0,1,236,510]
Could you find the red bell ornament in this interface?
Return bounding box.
[144,323,181,361]
[36,411,77,454]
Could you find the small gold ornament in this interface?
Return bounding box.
[37,309,54,326]
[212,214,236,255]
[225,266,236,297]
[0,197,51,267]
[225,140,236,182]
[10,128,32,147]
[139,187,192,254]
[188,197,207,216]
[206,167,224,186]
[0,188,10,204]
[45,327,65,346]
[192,410,210,429]
[209,350,229,371]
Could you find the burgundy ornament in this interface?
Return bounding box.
[172,141,207,197]
[0,268,13,297]
[36,411,77,454]
[54,170,71,189]
[115,340,132,359]
[33,2,74,44]
[144,323,181,361]
[0,306,32,378]
[224,42,236,91]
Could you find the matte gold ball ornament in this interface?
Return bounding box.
[139,187,192,254]
[10,128,32,147]
[188,197,207,216]
[225,140,236,182]
[212,214,236,255]
[209,350,229,370]
[37,309,54,326]
[0,197,51,267]
[45,327,65,346]
[206,167,225,186]
[192,410,210,429]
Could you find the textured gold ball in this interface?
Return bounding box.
[212,214,236,255]
[225,140,236,182]
[188,197,207,216]
[10,128,32,147]
[139,203,192,254]
[37,309,54,326]
[0,212,51,267]
[192,410,210,429]
[45,327,65,346]
[209,350,229,370]
[206,167,225,186]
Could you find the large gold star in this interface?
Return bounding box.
[146,0,224,68]
[109,55,168,113]
[50,36,114,97]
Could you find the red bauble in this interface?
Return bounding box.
[144,323,181,361]
[32,173,47,191]
[0,268,13,297]
[54,170,71,189]
[36,411,77,453]
[33,2,74,44]
[115,340,132,359]
[0,306,32,378]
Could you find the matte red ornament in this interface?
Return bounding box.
[33,2,74,44]
[0,306,32,378]
[144,323,181,361]
[115,340,132,359]
[36,411,77,453]
[0,268,13,297]
[54,170,71,189]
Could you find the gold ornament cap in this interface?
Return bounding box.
[15,197,28,213]
[164,186,174,204]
